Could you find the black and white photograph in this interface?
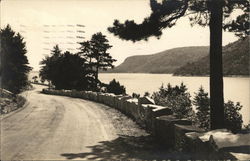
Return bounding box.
[0,0,249,160]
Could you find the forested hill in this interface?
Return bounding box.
[174,37,249,76]
[106,46,209,73]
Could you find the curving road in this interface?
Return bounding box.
[0,85,196,160]
[3,85,245,160]
[0,85,122,160]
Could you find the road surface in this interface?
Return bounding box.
[1,85,194,160]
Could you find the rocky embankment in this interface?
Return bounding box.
[0,88,26,114]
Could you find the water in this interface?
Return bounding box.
[99,73,250,125]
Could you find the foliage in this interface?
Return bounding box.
[78,32,116,85]
[106,79,126,95]
[132,93,140,98]
[39,45,62,83]
[144,91,150,97]
[224,101,243,133]
[107,46,209,74]
[39,46,93,90]
[108,0,249,130]
[0,25,32,94]
[40,78,45,84]
[194,88,243,133]
[108,0,249,41]
[243,123,250,132]
[193,86,210,130]
[174,37,249,76]
[152,83,193,119]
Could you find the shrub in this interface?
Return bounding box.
[152,83,193,119]
[144,91,150,97]
[106,79,126,95]
[194,88,243,133]
[224,101,243,133]
[193,86,210,130]
[132,93,140,98]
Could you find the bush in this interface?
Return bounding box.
[152,83,193,119]
[106,79,126,95]
[132,93,140,98]
[144,91,150,97]
[224,101,243,133]
[194,88,243,133]
[193,87,210,130]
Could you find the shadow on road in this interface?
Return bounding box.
[61,134,237,160]
[61,135,191,160]
[221,145,250,154]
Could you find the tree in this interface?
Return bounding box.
[108,0,249,130]
[52,51,90,90]
[78,32,116,86]
[78,40,97,88]
[106,79,126,95]
[194,87,243,133]
[39,45,62,85]
[0,25,32,94]
[193,86,210,130]
[39,46,92,90]
[224,101,243,133]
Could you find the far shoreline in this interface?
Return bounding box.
[100,72,250,78]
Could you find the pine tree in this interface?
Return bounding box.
[39,47,92,90]
[193,86,210,130]
[108,0,249,130]
[194,87,243,133]
[0,25,32,94]
[39,45,62,86]
[78,32,116,87]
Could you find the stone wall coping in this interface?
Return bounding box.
[148,104,171,112]
[175,124,205,133]
[126,98,138,103]
[156,115,192,125]
[119,95,132,101]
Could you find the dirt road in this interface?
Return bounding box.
[1,85,195,160]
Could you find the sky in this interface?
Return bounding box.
[1,0,239,71]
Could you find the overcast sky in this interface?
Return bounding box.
[1,0,239,71]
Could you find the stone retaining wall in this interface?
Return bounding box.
[42,88,224,159]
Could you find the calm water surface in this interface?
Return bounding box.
[99,73,250,125]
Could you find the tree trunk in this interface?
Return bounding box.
[209,0,225,129]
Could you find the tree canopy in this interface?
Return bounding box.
[40,33,117,91]
[108,0,249,41]
[39,46,92,90]
[78,32,116,84]
[0,25,32,94]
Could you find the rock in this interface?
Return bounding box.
[0,88,14,99]
[154,115,192,147]
[138,96,155,105]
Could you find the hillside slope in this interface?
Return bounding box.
[174,37,249,76]
[106,47,209,73]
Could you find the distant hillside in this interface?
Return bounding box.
[174,37,249,76]
[106,46,209,73]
